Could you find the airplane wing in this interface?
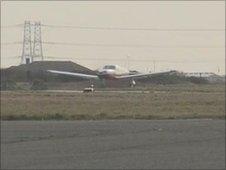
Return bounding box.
[115,70,177,79]
[47,70,99,79]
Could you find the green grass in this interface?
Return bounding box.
[1,84,225,120]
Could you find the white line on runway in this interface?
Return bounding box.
[43,90,150,93]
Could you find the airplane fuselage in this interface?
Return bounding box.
[96,65,130,80]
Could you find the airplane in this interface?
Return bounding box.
[47,64,176,87]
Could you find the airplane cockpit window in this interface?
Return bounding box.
[103,65,116,70]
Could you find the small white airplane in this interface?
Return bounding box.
[47,65,175,87]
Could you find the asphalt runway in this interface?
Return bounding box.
[1,120,225,169]
[38,90,222,94]
[44,90,151,93]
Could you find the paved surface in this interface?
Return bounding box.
[44,90,151,93]
[1,120,225,169]
[41,90,222,94]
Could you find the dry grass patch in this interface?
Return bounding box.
[1,84,225,120]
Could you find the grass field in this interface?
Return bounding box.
[1,84,225,120]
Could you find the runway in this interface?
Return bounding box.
[33,90,222,94]
[1,120,225,169]
[43,90,151,93]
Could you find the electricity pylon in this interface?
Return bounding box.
[33,21,43,62]
[21,21,44,64]
[21,21,32,64]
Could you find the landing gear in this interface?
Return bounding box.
[83,80,95,93]
[130,79,136,88]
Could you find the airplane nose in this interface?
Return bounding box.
[100,71,107,74]
[99,69,114,75]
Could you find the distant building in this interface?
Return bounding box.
[183,72,225,83]
[183,72,216,78]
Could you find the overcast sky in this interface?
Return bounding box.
[1,1,225,74]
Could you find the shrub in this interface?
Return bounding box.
[139,74,188,84]
[187,76,209,84]
[0,80,17,91]
[30,79,47,90]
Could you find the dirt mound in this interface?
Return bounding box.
[1,60,95,82]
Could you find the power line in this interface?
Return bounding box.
[2,23,225,32]
[1,56,21,59]
[1,41,22,45]
[2,21,224,73]
[44,56,222,64]
[41,24,225,32]
[1,24,23,28]
[42,42,224,48]
[2,55,222,64]
[2,41,224,48]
